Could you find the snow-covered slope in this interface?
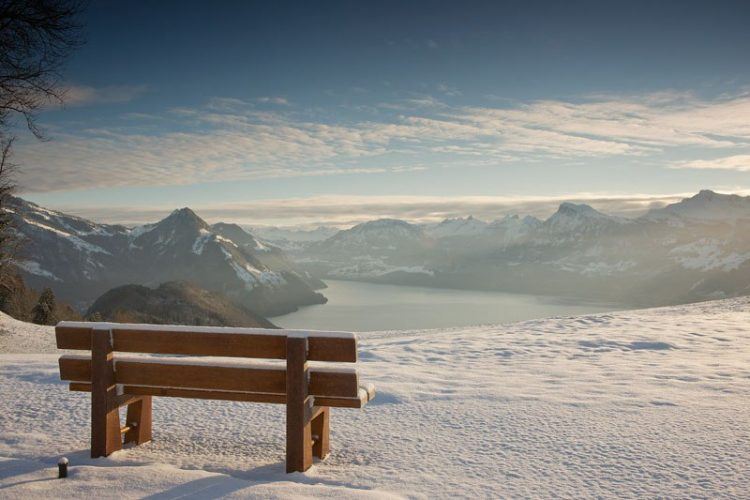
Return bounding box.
[1,298,749,498]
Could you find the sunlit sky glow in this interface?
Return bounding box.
[13,0,750,227]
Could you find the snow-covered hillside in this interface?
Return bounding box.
[1,299,749,498]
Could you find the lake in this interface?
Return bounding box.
[272,279,620,331]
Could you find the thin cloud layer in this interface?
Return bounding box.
[57,192,713,228]
[60,84,150,106]
[673,154,750,172]
[15,91,750,193]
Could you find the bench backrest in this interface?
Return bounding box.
[56,322,362,402]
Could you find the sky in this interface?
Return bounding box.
[12,0,750,227]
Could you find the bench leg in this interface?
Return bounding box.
[91,398,122,458]
[286,335,313,473]
[286,396,314,473]
[312,406,330,459]
[91,327,122,458]
[124,396,152,446]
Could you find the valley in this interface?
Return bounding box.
[8,190,750,327]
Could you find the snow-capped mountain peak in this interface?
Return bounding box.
[544,202,621,233]
[158,207,209,231]
[342,219,425,240]
[645,189,750,223]
[426,215,488,238]
[313,218,429,257]
[489,214,543,229]
[553,202,608,219]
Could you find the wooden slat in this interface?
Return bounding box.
[56,323,356,362]
[69,383,369,408]
[59,356,359,398]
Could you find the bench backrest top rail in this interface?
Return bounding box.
[57,321,356,339]
[56,321,357,362]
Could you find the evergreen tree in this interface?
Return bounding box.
[31,287,56,325]
[87,311,103,322]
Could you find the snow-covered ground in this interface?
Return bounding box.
[1,299,749,498]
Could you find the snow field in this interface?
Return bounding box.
[1,298,749,498]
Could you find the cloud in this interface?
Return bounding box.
[671,154,750,172]
[436,83,461,97]
[256,96,290,105]
[55,192,714,228]
[59,84,149,106]
[14,90,750,193]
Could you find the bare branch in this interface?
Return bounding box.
[0,0,85,278]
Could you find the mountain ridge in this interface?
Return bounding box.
[7,196,325,316]
[298,190,750,306]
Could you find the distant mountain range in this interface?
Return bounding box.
[297,190,750,306]
[7,197,326,316]
[9,190,750,314]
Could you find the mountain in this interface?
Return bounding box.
[210,222,325,289]
[303,219,436,280]
[425,216,488,238]
[644,189,750,224]
[7,196,326,316]
[486,215,542,243]
[249,225,339,252]
[543,202,627,236]
[86,281,275,328]
[318,219,429,252]
[296,190,750,306]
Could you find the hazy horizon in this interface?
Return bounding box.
[18,188,746,228]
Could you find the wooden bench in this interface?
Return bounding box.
[55,321,375,473]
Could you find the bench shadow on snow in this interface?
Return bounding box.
[142,462,376,499]
[1,360,381,495]
[0,458,55,490]
[142,475,250,499]
[1,450,372,498]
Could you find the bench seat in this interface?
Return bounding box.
[67,381,377,408]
